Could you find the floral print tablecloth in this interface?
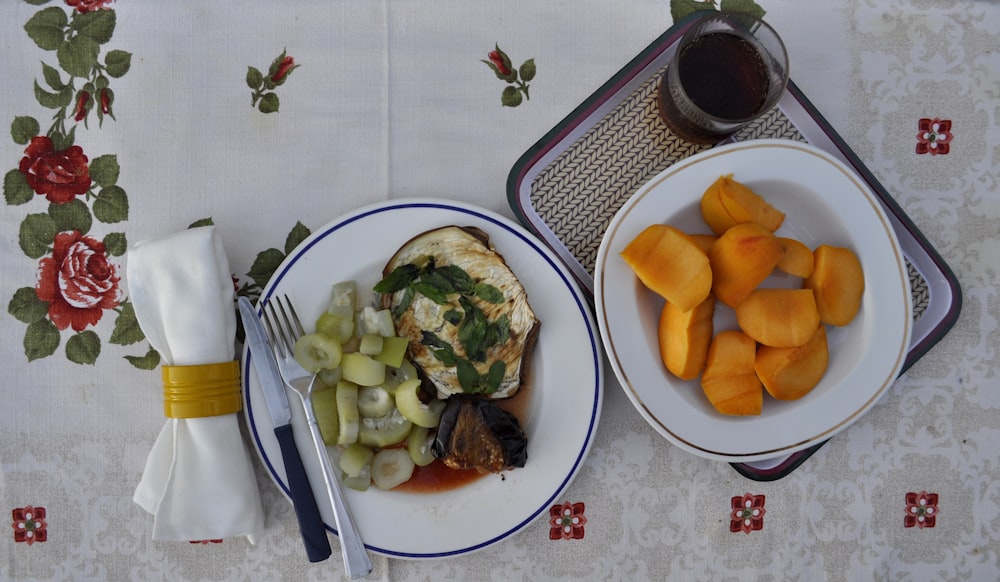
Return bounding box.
[2,1,998,580]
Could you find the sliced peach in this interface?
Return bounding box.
[708,222,785,308]
[701,330,762,416]
[735,288,821,348]
[620,224,712,312]
[755,325,829,400]
[776,237,815,278]
[700,174,785,235]
[803,245,865,326]
[658,295,715,380]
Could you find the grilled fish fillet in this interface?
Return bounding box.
[379,226,540,399]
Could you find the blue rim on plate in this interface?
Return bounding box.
[243,198,603,559]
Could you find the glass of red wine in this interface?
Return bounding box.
[658,12,789,144]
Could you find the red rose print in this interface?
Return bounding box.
[18,136,92,204]
[730,493,766,534]
[549,501,587,540]
[916,118,952,155]
[189,539,224,544]
[36,231,121,332]
[904,491,938,528]
[99,88,113,115]
[271,56,296,84]
[65,0,115,13]
[12,506,47,545]
[488,51,511,76]
[74,90,91,122]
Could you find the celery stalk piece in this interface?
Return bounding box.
[395,378,446,428]
[406,426,436,466]
[359,334,384,356]
[326,280,358,319]
[373,335,409,368]
[339,443,374,478]
[358,408,413,448]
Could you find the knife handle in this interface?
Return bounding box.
[274,423,333,563]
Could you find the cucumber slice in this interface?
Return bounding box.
[326,280,357,319]
[371,448,415,490]
[342,465,371,491]
[358,408,413,448]
[357,385,394,418]
[406,425,436,466]
[316,312,354,344]
[373,335,409,368]
[382,359,418,396]
[311,387,339,445]
[341,352,386,386]
[317,366,342,389]
[339,443,374,478]
[395,378,446,428]
[293,333,343,372]
[335,381,360,445]
[358,306,396,337]
[359,334,383,356]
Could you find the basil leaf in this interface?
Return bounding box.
[455,358,482,393]
[436,264,475,295]
[419,267,459,296]
[458,296,489,361]
[474,282,504,303]
[412,281,449,304]
[422,331,457,366]
[484,361,506,395]
[374,263,419,293]
[391,287,414,319]
[443,309,462,326]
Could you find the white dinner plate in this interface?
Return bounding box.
[595,139,912,463]
[243,198,603,558]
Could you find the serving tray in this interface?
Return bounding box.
[506,14,962,481]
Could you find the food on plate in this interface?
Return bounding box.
[658,295,714,380]
[755,325,829,401]
[621,174,866,415]
[700,330,763,416]
[708,221,785,308]
[700,173,785,235]
[734,288,821,348]
[804,245,865,326]
[376,225,540,400]
[619,224,712,312]
[775,237,815,278]
[431,394,528,472]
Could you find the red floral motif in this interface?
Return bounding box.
[18,136,92,204]
[730,493,766,534]
[549,502,587,540]
[488,50,511,76]
[74,91,91,122]
[916,118,952,155]
[189,539,224,544]
[12,506,47,545]
[36,230,121,332]
[65,0,115,13]
[904,491,938,528]
[270,56,297,85]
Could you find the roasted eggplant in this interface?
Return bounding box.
[431,395,527,473]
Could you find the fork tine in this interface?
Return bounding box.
[262,297,292,358]
[283,295,307,338]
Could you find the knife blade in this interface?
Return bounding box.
[239,297,332,563]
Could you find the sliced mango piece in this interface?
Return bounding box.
[701,330,762,416]
[658,295,715,381]
[708,222,785,308]
[803,245,865,326]
[700,174,785,235]
[735,288,821,348]
[621,224,712,312]
[755,325,829,401]
[776,237,815,278]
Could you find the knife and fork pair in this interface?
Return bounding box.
[238,296,372,579]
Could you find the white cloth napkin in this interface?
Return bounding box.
[128,226,264,543]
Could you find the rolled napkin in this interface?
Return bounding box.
[128,226,265,543]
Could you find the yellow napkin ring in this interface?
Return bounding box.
[162,361,242,418]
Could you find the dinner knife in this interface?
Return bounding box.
[238,297,332,563]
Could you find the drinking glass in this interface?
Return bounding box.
[658,12,789,144]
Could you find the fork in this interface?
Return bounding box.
[263,294,373,580]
